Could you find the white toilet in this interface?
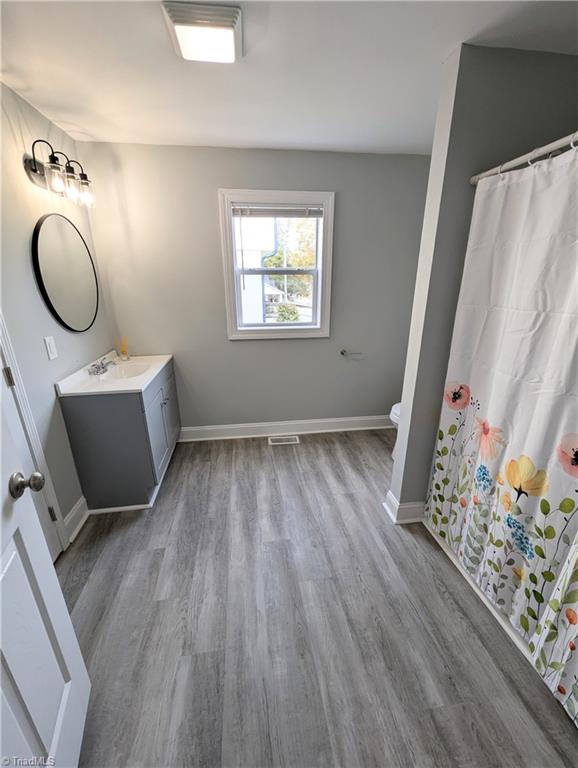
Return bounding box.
[389,401,401,460]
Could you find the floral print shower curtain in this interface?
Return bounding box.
[425,149,578,723]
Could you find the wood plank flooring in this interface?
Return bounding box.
[56,431,578,767]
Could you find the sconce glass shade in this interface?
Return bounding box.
[79,176,95,208]
[64,166,81,203]
[44,159,65,194]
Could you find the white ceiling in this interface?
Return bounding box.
[2,1,576,153]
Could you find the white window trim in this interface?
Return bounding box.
[218,188,334,340]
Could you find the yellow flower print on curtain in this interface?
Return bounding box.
[506,455,549,501]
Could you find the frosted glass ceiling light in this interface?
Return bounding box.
[162,2,242,63]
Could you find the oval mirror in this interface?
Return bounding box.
[32,214,99,333]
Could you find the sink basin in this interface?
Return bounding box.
[56,351,173,396]
[105,362,150,380]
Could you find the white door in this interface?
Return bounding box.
[1,353,64,563]
[1,371,90,766]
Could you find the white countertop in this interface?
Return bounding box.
[56,351,173,397]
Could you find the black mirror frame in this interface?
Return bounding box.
[31,213,99,333]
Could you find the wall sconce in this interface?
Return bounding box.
[24,139,95,207]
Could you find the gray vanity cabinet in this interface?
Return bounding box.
[164,375,181,447]
[144,372,180,482]
[146,386,170,482]
[59,358,180,511]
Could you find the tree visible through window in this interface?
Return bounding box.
[263,218,317,324]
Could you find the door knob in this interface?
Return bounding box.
[9,471,46,500]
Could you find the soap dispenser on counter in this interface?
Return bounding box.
[119,337,130,361]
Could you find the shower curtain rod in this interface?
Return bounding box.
[469,130,578,185]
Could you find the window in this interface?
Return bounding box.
[219,189,334,339]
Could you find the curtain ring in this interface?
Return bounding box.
[527,150,537,167]
[498,164,504,176]
[570,132,578,149]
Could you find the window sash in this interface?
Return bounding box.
[233,214,321,272]
[235,270,319,328]
[233,218,320,326]
[236,267,317,276]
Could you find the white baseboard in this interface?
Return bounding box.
[382,489,425,524]
[425,523,531,661]
[89,502,151,514]
[64,496,89,542]
[88,474,161,514]
[179,415,393,442]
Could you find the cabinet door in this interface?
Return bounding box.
[145,386,170,483]
[163,374,181,448]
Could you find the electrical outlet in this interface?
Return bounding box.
[44,336,58,360]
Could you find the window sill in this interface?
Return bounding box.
[228,326,330,340]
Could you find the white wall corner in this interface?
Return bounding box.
[382,490,425,525]
[388,45,462,505]
[64,496,89,543]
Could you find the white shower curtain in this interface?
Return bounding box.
[425,148,578,723]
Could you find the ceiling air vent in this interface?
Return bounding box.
[268,435,300,445]
[162,2,242,63]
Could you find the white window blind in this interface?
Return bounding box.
[231,205,324,218]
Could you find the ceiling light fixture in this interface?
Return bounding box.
[162,2,242,63]
[24,140,95,207]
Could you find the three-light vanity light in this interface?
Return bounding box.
[25,139,95,208]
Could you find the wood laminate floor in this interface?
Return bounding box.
[56,431,578,768]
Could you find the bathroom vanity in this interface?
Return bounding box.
[57,352,180,511]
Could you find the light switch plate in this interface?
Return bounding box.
[44,336,58,360]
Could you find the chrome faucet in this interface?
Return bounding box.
[88,356,116,376]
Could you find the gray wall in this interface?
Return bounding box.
[1,85,115,514]
[391,45,578,507]
[87,144,429,427]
